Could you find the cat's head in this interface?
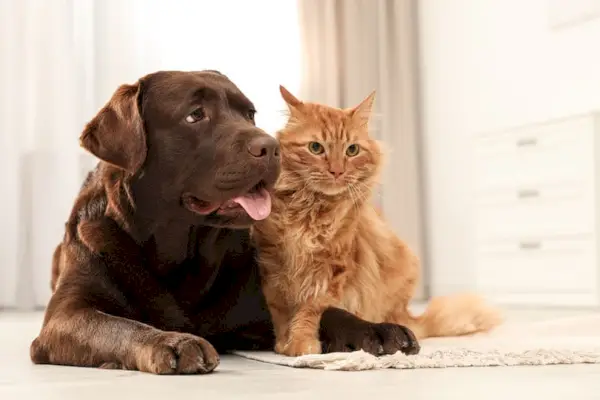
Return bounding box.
[276,86,382,196]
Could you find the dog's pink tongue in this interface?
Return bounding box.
[232,188,272,220]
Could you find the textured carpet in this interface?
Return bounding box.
[233,314,600,370]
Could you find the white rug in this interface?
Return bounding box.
[233,314,600,370]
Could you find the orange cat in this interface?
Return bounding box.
[252,86,503,357]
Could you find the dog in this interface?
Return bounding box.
[30,70,418,374]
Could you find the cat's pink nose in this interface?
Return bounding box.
[329,165,345,178]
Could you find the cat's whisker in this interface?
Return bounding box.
[347,182,362,198]
[348,185,371,210]
[351,181,373,199]
[346,184,357,210]
[347,184,364,214]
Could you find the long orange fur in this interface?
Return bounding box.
[253,87,503,356]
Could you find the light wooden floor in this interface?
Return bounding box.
[1,310,599,400]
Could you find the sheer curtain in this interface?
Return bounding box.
[297,0,427,298]
[0,0,302,310]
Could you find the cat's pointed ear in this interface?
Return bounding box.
[348,90,376,124]
[279,85,304,114]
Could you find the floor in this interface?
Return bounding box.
[1,310,600,400]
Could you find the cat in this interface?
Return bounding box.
[252,86,503,357]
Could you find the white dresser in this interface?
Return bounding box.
[473,114,600,307]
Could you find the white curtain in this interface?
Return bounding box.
[0,0,302,310]
[297,0,427,298]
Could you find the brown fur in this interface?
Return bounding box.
[31,71,284,374]
[253,87,503,356]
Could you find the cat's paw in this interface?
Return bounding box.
[276,337,322,357]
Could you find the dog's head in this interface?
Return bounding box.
[80,70,280,228]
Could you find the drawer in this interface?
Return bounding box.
[475,184,595,239]
[474,115,595,190]
[475,237,597,294]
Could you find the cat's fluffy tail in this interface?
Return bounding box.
[406,293,504,339]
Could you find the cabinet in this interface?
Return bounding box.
[473,114,600,306]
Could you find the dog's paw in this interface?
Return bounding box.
[324,322,420,356]
[139,332,220,374]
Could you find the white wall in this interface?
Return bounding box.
[418,0,600,295]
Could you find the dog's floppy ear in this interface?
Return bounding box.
[80,82,146,174]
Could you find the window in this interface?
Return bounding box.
[132,0,302,135]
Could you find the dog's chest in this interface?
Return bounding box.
[149,223,195,271]
[166,257,221,308]
[164,227,252,309]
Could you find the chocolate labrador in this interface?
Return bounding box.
[30,70,419,374]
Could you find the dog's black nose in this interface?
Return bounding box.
[248,136,280,158]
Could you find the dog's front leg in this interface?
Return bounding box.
[30,286,220,374]
[77,218,193,332]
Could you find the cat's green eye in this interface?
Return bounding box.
[308,141,325,155]
[346,144,360,157]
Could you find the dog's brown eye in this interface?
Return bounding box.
[186,108,206,123]
[308,142,324,155]
[247,109,256,120]
[346,144,360,157]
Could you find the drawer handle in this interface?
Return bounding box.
[517,189,540,199]
[516,137,538,147]
[519,241,541,250]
